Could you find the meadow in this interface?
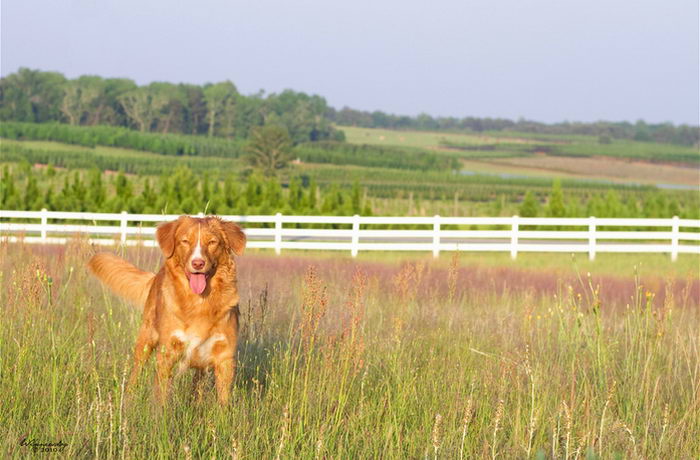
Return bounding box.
[1,241,698,458]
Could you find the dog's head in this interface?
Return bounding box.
[156,216,246,295]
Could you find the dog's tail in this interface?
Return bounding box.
[88,253,156,308]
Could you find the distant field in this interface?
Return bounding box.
[461,156,700,187]
[340,126,700,164]
[341,125,525,151]
[339,126,700,187]
[0,138,243,175]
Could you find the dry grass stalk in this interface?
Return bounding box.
[183,444,192,460]
[562,401,572,459]
[447,252,459,304]
[299,266,328,353]
[491,399,504,460]
[341,269,367,374]
[598,380,617,456]
[275,404,290,460]
[315,423,326,459]
[460,398,474,460]
[230,438,240,460]
[432,413,443,460]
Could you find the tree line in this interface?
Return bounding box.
[2,68,697,147]
[0,68,344,144]
[328,108,700,146]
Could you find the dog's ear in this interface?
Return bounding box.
[156,217,181,258]
[219,219,247,256]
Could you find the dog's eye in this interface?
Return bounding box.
[180,239,189,245]
[208,239,218,246]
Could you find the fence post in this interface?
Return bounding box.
[432,215,441,258]
[671,215,679,261]
[351,214,360,257]
[120,210,128,244]
[510,215,519,260]
[588,216,596,261]
[275,213,282,255]
[40,208,48,242]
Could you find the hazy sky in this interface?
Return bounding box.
[2,0,698,124]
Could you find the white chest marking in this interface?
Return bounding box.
[171,329,227,373]
[172,329,202,373]
[196,333,227,363]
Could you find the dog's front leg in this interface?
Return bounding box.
[213,311,239,405]
[127,326,156,393]
[214,357,235,405]
[154,342,184,405]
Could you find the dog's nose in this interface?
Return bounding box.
[191,258,205,270]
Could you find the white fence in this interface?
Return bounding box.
[1,209,699,260]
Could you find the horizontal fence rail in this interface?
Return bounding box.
[1,210,699,260]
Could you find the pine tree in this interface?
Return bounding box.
[223,174,237,209]
[24,173,40,209]
[547,179,566,218]
[1,165,17,206]
[201,174,211,205]
[115,171,132,200]
[351,181,362,214]
[288,176,302,211]
[307,178,318,211]
[43,186,54,210]
[87,168,106,209]
[519,191,539,217]
[603,190,622,217]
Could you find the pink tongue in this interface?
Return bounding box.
[189,273,206,294]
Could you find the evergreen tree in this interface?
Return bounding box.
[223,174,238,209]
[23,173,40,209]
[519,191,539,217]
[546,179,566,217]
[307,178,318,210]
[351,181,362,214]
[43,186,54,210]
[1,165,17,206]
[115,171,132,200]
[603,190,622,217]
[288,176,302,211]
[87,168,106,209]
[201,174,212,205]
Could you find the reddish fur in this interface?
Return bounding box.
[87,216,247,405]
[87,253,155,307]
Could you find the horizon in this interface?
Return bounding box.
[2,0,698,126]
[2,66,698,128]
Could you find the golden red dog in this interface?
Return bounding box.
[88,216,246,404]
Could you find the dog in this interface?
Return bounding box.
[88,215,246,404]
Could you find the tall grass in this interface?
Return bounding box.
[1,242,698,458]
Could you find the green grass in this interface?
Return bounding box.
[1,243,698,458]
[341,125,509,150]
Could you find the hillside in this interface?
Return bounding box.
[340,126,700,188]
